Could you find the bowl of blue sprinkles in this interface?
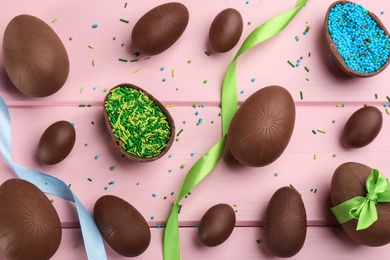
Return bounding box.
[325,1,390,77]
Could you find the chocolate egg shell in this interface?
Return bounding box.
[209,8,243,53]
[342,106,382,148]
[3,15,70,97]
[0,179,62,260]
[227,85,295,167]
[198,203,236,247]
[331,162,390,246]
[264,187,307,258]
[38,120,76,165]
[324,1,390,77]
[131,2,189,55]
[104,83,175,162]
[94,195,151,257]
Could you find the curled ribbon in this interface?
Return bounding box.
[163,0,308,259]
[331,169,390,230]
[0,97,107,260]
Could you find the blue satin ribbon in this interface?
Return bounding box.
[0,97,107,260]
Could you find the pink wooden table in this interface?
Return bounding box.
[1,0,390,259]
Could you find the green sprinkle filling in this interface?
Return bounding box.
[105,86,171,158]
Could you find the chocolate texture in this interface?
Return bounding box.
[131,2,189,55]
[38,121,76,165]
[227,86,295,167]
[94,195,151,257]
[198,203,236,247]
[264,186,307,258]
[0,179,62,260]
[342,106,382,148]
[3,15,70,97]
[331,162,390,246]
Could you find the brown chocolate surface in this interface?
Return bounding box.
[3,15,69,97]
[0,179,62,260]
[341,106,382,148]
[209,8,243,53]
[331,162,390,246]
[94,195,151,257]
[227,86,295,167]
[264,186,307,258]
[131,2,189,55]
[38,121,76,165]
[198,203,236,247]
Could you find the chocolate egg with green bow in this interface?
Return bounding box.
[104,83,175,162]
[331,162,390,246]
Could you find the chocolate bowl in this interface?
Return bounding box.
[324,1,390,77]
[103,83,175,162]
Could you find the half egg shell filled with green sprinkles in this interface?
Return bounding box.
[104,84,175,162]
[325,1,390,77]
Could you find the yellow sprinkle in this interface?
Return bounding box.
[72,244,78,250]
[52,17,58,23]
[314,153,317,160]
[336,104,343,108]
[165,104,174,108]
[134,69,139,73]
[233,204,237,207]
[386,108,390,115]
[80,87,85,94]
[92,60,95,66]
[88,45,93,49]
[176,88,179,91]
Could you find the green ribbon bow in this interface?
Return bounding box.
[163,1,308,259]
[331,169,390,230]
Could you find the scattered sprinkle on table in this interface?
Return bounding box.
[180,164,185,169]
[317,129,326,134]
[52,17,58,23]
[287,60,295,68]
[204,51,211,56]
[120,18,129,23]
[109,166,115,171]
[312,130,317,135]
[92,23,98,28]
[87,178,92,182]
[152,193,157,197]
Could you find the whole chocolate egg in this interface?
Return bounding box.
[227,86,295,167]
[331,162,390,246]
[342,106,382,148]
[38,121,76,165]
[131,2,189,55]
[0,179,62,260]
[209,8,243,53]
[264,186,307,258]
[3,15,70,97]
[198,203,236,247]
[94,195,151,257]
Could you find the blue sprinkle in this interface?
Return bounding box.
[240,90,244,94]
[168,169,172,173]
[342,104,345,107]
[71,122,75,126]
[151,216,155,220]
[384,104,388,107]
[169,154,172,158]
[381,11,385,15]
[93,86,97,90]
[195,224,199,228]
[157,224,161,228]
[92,23,98,28]
[297,59,301,63]
[152,193,157,197]
[246,1,249,4]
[162,78,166,82]
[251,77,256,82]
[296,63,300,67]
[191,152,195,156]
[201,104,205,108]
[195,111,199,115]
[160,67,165,71]
[198,118,203,124]
[104,186,108,190]
[303,31,307,35]
[94,155,99,159]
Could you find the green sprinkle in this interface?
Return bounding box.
[68,184,72,188]
[287,60,295,68]
[171,192,174,195]
[317,129,326,134]
[52,18,58,23]
[87,104,92,107]
[113,36,116,40]
[306,78,310,81]
[204,51,211,56]
[178,204,183,214]
[175,138,180,142]
[256,239,261,244]
[180,164,185,169]
[109,166,115,171]
[304,66,310,72]
[105,86,171,158]
[103,88,108,92]
[120,18,129,23]
[203,79,208,84]
[187,59,192,64]
[387,96,390,102]
[177,129,184,136]
[50,199,55,203]
[80,87,85,94]
[332,120,336,123]
[300,91,303,100]
[289,184,301,196]
[312,130,317,134]
[314,153,317,160]
[69,36,73,41]
[119,58,128,62]
[332,154,337,158]
[248,21,252,25]
[130,59,138,62]
[87,178,92,182]
[274,172,279,177]
[92,60,95,66]
[134,52,141,57]
[124,2,127,8]
[193,104,197,108]
[308,52,311,57]
[79,104,86,107]
[375,93,378,99]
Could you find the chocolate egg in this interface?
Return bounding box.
[104,83,175,162]
[331,162,390,246]
[325,1,390,77]
[3,15,70,97]
[264,187,307,258]
[131,2,189,55]
[94,195,151,257]
[0,179,62,260]
[38,121,76,164]
[342,106,382,148]
[209,8,243,53]
[227,86,295,167]
[198,204,236,247]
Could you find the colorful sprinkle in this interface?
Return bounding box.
[119,58,128,62]
[120,18,129,23]
[287,60,295,68]
[52,18,58,23]
[92,23,98,28]
[152,193,157,197]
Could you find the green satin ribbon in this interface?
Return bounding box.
[163,1,308,259]
[331,169,390,230]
